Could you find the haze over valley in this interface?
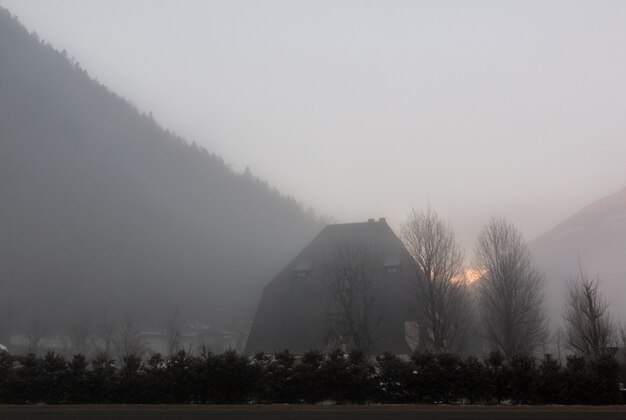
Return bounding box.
[4,0,626,250]
[1,1,626,355]
[0,7,321,344]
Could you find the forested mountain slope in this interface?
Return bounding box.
[0,7,321,337]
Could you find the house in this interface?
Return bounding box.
[245,219,418,354]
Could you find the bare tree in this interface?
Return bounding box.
[68,312,94,356]
[0,282,12,345]
[400,207,474,354]
[26,312,48,354]
[96,305,117,356]
[167,307,182,355]
[0,302,11,344]
[553,328,565,364]
[475,217,547,356]
[112,309,145,363]
[619,327,626,368]
[563,264,615,359]
[323,241,381,354]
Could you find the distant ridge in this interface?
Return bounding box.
[0,6,321,336]
[533,186,626,243]
[529,186,626,324]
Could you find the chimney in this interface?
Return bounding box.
[379,217,386,222]
[367,218,375,222]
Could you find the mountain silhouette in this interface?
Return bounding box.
[0,7,321,337]
[530,186,626,325]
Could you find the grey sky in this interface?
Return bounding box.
[3,0,626,252]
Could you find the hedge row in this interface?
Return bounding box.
[0,349,621,404]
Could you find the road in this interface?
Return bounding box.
[1,405,626,420]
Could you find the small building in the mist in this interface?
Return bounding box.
[139,324,249,355]
[245,219,418,355]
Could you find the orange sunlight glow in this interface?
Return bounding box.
[452,269,487,285]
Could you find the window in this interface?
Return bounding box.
[294,260,312,278]
[384,256,401,273]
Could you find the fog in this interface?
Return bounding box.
[4,0,626,251]
[0,6,320,355]
[2,1,626,358]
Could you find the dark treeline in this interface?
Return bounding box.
[0,349,621,405]
[0,5,321,337]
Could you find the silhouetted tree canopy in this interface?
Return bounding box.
[0,349,621,405]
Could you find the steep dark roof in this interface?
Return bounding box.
[245,219,416,354]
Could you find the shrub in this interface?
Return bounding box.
[0,348,622,405]
[374,352,411,403]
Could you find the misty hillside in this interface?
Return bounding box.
[0,7,321,336]
[530,186,626,324]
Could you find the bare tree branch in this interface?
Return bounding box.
[97,305,117,356]
[167,306,182,356]
[322,241,381,354]
[26,312,48,354]
[563,263,615,359]
[475,217,547,356]
[68,312,94,356]
[0,281,12,344]
[113,309,146,364]
[400,206,474,354]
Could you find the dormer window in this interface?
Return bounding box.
[294,261,312,278]
[384,256,401,273]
